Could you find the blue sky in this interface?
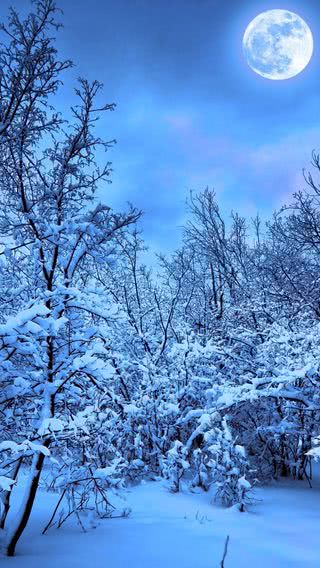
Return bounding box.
[2,0,320,254]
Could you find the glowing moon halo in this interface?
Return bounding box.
[243,10,313,80]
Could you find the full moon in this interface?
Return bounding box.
[243,10,313,80]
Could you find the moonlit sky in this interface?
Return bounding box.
[1,0,320,256]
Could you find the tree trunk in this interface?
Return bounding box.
[6,441,50,556]
[0,457,23,529]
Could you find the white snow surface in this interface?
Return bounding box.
[1,475,320,567]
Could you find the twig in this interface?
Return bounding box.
[220,535,230,568]
[42,489,66,534]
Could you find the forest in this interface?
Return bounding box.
[0,1,319,564]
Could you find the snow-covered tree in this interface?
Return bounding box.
[0,0,139,555]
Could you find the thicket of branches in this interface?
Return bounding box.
[0,0,320,557]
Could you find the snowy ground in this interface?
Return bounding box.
[1,474,320,567]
